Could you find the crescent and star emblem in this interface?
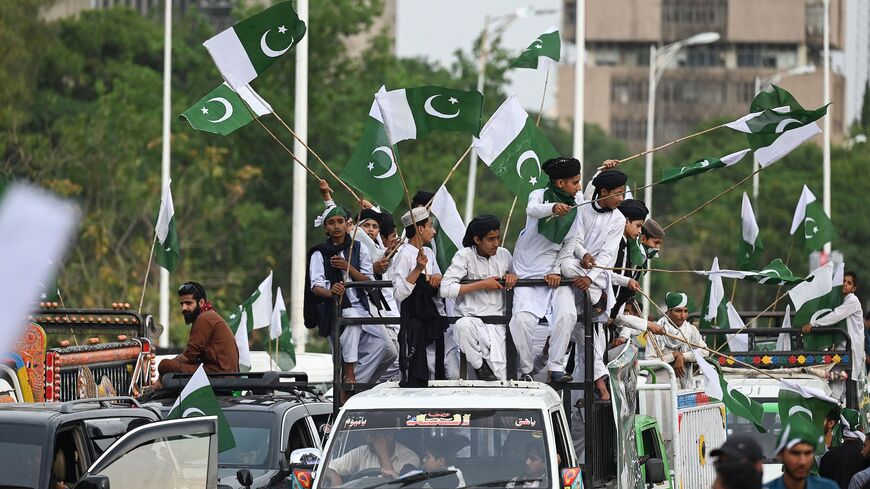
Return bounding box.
[524,39,544,52]
[424,95,461,119]
[810,308,833,324]
[756,268,782,285]
[516,150,542,186]
[805,217,819,240]
[182,407,206,418]
[367,146,398,179]
[260,25,294,58]
[788,405,813,418]
[775,117,801,134]
[206,97,233,123]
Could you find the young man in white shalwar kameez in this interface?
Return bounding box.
[561,168,628,400]
[643,292,708,389]
[440,215,517,380]
[508,157,586,383]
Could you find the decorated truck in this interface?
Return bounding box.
[1,302,156,403]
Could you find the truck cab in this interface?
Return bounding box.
[305,380,580,489]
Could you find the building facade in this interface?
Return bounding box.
[558,0,860,150]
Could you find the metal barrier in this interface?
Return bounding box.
[328,278,613,487]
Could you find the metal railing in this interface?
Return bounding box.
[328,278,613,487]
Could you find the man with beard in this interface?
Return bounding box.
[157,281,239,380]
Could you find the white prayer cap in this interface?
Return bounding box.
[400,207,430,228]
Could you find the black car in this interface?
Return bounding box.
[0,396,198,489]
[145,371,333,489]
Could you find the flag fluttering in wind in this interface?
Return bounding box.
[791,262,846,351]
[724,302,749,352]
[341,87,404,213]
[167,365,236,452]
[155,184,180,272]
[249,271,273,330]
[270,286,295,370]
[227,304,251,368]
[203,1,306,90]
[375,86,483,145]
[694,258,806,286]
[790,185,836,254]
[727,85,824,167]
[473,97,559,201]
[700,257,727,326]
[430,186,465,272]
[511,27,560,70]
[776,304,793,351]
[695,354,767,432]
[776,379,839,454]
[738,192,764,270]
[180,83,272,136]
[659,148,751,185]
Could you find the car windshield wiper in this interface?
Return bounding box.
[360,469,457,489]
[472,477,543,487]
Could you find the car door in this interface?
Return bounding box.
[77,416,219,489]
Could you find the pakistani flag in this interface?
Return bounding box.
[728,85,824,166]
[696,354,766,432]
[791,262,845,351]
[180,83,271,136]
[776,304,793,351]
[248,271,273,330]
[700,257,729,349]
[659,148,751,185]
[725,302,749,352]
[203,1,306,91]
[777,379,839,453]
[375,86,483,145]
[511,27,560,70]
[738,192,764,270]
[695,258,806,286]
[473,97,559,201]
[790,185,836,253]
[155,184,179,272]
[269,286,295,370]
[226,305,251,369]
[340,87,404,213]
[167,364,236,452]
[430,186,465,272]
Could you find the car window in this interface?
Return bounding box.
[95,433,211,489]
[84,417,153,456]
[288,418,316,453]
[0,424,43,489]
[54,426,86,488]
[218,411,273,468]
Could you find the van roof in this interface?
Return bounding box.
[343,380,563,410]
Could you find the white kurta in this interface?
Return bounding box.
[560,204,626,304]
[646,316,708,389]
[440,246,513,377]
[811,293,866,382]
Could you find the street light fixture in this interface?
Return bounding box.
[640,31,719,316]
[464,6,559,224]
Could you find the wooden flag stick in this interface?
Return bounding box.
[254,118,321,179]
[138,234,158,314]
[602,123,726,168]
[428,145,474,206]
[502,195,519,243]
[663,167,765,231]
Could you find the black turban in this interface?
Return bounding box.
[462,214,501,247]
[618,199,648,222]
[412,190,435,208]
[591,170,627,191]
[357,208,383,225]
[542,157,581,179]
[379,212,396,238]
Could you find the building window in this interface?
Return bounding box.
[611,118,647,141]
[662,0,726,42]
[611,78,648,105]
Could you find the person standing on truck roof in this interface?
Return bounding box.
[562,167,629,400]
[711,434,764,489]
[820,409,867,489]
[766,422,839,489]
[508,156,584,383]
[440,214,517,381]
[157,281,239,381]
[644,292,709,389]
[307,205,398,386]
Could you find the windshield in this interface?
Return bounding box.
[726,402,780,460]
[320,409,550,489]
[0,424,44,489]
[219,411,273,468]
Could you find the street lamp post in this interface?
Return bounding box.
[641,31,719,317]
[464,7,558,224]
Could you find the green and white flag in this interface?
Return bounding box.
[248,271,273,330]
[203,1,306,90]
[375,86,483,145]
[155,184,180,272]
[167,365,236,452]
[777,378,839,453]
[790,185,836,253]
[731,85,824,166]
[776,304,793,351]
[511,27,560,70]
[725,302,749,352]
[695,258,806,286]
[340,87,404,213]
[180,83,271,136]
[696,355,766,432]
[659,148,751,185]
[700,257,729,350]
[792,262,846,351]
[738,192,764,270]
[430,185,465,272]
[269,286,296,370]
[226,304,251,368]
[472,96,559,201]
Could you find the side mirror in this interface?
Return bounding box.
[643,458,666,484]
[75,475,111,489]
[561,467,583,489]
[289,447,322,468]
[236,468,253,489]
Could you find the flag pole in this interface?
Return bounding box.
[158,0,173,349]
[768,236,796,327]
[138,235,158,314]
[663,167,765,231]
[425,145,474,208]
[600,124,726,169]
